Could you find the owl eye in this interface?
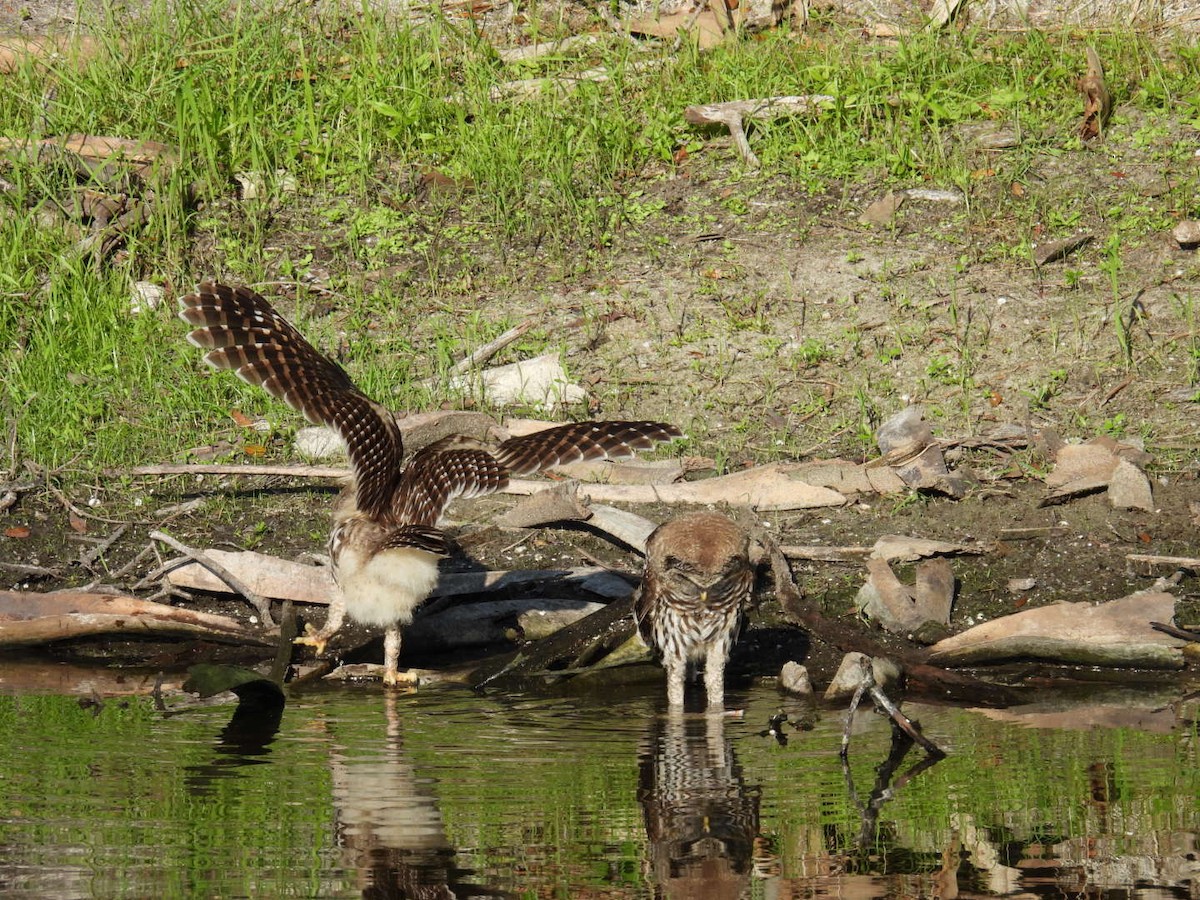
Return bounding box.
[667,570,701,595]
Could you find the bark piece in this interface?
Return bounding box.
[509,462,846,510]
[927,590,1185,668]
[1108,457,1153,511]
[870,534,981,562]
[1042,440,1119,502]
[549,457,688,485]
[860,190,905,226]
[875,407,965,497]
[856,557,954,637]
[1033,233,1092,266]
[496,480,592,529]
[0,589,270,647]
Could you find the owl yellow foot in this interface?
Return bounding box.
[294,623,333,656]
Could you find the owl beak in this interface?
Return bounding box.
[699,589,708,603]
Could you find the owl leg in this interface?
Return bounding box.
[665,656,687,708]
[294,588,347,656]
[703,640,730,710]
[382,626,418,688]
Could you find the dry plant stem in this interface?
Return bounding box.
[149,530,274,625]
[671,0,711,52]
[1127,553,1200,571]
[125,463,346,478]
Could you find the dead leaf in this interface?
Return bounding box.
[1077,46,1111,140]
[4,526,31,539]
[229,409,255,428]
[67,512,88,535]
[859,190,904,226]
[243,444,267,457]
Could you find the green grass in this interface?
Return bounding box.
[2,2,1199,475]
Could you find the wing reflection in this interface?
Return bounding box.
[329,692,509,899]
[637,713,761,900]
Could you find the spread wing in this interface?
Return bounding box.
[179,282,403,520]
[391,420,682,527]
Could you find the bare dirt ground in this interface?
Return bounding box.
[2,1,1199,691]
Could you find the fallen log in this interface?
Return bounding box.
[0,589,272,647]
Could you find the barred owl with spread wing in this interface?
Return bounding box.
[180,282,680,686]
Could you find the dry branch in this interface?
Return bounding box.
[150,530,273,624]
[684,95,834,169]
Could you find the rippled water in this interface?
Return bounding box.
[0,675,1197,898]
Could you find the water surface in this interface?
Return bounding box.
[0,676,1196,898]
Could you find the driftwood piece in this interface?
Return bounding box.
[683,95,835,170]
[509,462,847,510]
[0,589,272,647]
[471,595,648,691]
[167,548,626,606]
[927,590,1185,668]
[856,557,954,637]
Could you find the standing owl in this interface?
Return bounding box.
[179,282,681,686]
[635,512,753,710]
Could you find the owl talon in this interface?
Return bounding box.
[294,624,331,656]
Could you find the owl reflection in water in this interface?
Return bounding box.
[635,512,754,711]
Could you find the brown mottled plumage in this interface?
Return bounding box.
[180,282,681,686]
[635,512,753,709]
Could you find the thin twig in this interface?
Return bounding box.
[149,530,274,625]
[78,522,129,570]
[123,462,346,478]
[450,319,537,374]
